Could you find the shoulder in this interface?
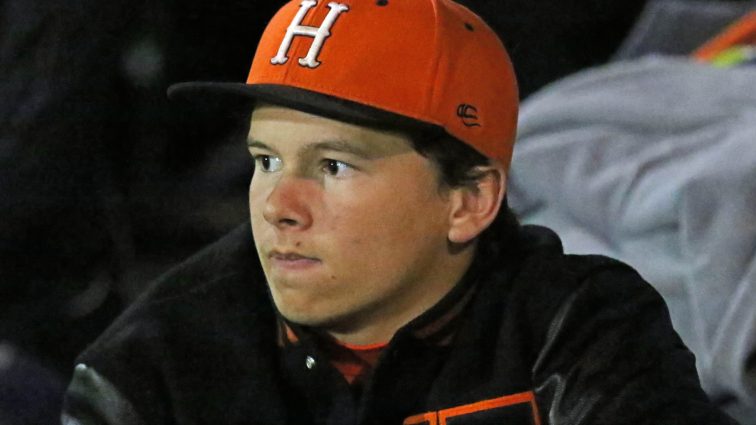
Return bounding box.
[139,222,264,305]
[86,223,268,350]
[489,225,670,359]
[492,227,733,424]
[516,245,668,356]
[508,224,657,311]
[68,224,277,420]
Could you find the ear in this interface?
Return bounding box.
[447,163,507,245]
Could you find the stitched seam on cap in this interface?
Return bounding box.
[425,0,444,118]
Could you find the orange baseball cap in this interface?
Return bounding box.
[169,0,519,167]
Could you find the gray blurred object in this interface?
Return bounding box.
[511,56,756,424]
[509,3,756,422]
[615,0,756,59]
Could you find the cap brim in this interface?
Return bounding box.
[167,82,437,133]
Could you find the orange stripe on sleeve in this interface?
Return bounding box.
[694,11,756,60]
[403,391,542,425]
[438,391,541,425]
[403,412,439,425]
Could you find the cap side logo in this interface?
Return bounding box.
[457,104,482,128]
[271,1,350,69]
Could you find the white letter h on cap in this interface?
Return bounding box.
[271,1,349,69]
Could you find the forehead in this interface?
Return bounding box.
[248,103,416,158]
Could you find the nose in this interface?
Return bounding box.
[262,175,313,231]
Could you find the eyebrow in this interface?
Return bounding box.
[247,140,273,151]
[247,139,373,159]
[308,139,372,159]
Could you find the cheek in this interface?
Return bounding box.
[248,184,271,247]
[248,179,259,211]
[248,177,269,219]
[325,187,445,254]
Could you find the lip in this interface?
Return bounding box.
[268,250,321,271]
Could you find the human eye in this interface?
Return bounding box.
[252,154,283,173]
[321,159,355,178]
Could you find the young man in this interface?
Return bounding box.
[62,1,736,424]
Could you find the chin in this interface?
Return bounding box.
[272,293,328,325]
[278,309,336,329]
[274,299,354,331]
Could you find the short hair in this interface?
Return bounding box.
[408,128,521,258]
[409,128,490,190]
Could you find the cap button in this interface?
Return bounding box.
[305,355,317,370]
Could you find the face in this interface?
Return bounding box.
[248,104,474,344]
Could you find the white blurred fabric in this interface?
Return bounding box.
[509,56,756,424]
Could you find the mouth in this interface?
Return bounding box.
[268,250,321,271]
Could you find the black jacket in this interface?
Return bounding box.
[62,224,735,425]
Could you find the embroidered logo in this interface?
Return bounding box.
[271,0,349,69]
[456,104,482,128]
